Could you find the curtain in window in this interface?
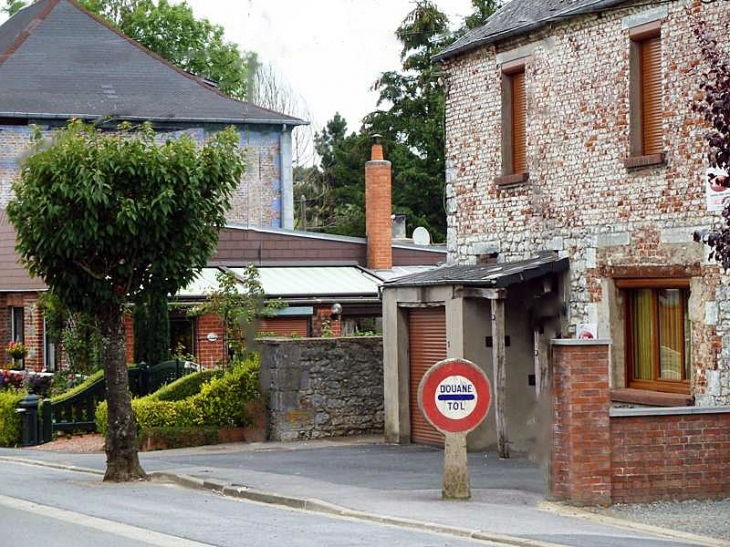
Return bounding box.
[631,289,654,380]
[659,289,683,380]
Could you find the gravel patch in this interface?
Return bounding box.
[27,434,104,453]
[591,499,730,540]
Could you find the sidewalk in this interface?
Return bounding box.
[0,438,723,547]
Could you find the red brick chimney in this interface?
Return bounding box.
[365,137,392,270]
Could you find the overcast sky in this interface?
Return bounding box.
[185,0,475,134]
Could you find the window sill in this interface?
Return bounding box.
[495,172,529,187]
[623,153,666,170]
[611,388,693,407]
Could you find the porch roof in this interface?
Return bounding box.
[382,254,569,289]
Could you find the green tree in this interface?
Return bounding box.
[7,121,244,481]
[3,0,257,99]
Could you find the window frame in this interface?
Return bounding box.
[625,20,665,169]
[617,278,691,394]
[496,58,529,186]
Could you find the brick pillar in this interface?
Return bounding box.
[365,142,392,270]
[550,339,612,506]
[312,306,341,337]
[196,313,226,367]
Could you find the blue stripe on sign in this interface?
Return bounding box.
[437,394,475,401]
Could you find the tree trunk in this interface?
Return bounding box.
[100,304,146,482]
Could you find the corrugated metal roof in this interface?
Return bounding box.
[178,266,383,299]
[383,255,569,288]
[435,0,632,61]
[0,0,305,126]
[241,266,382,298]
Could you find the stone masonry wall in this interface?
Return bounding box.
[258,337,384,441]
[0,123,283,228]
[444,0,730,404]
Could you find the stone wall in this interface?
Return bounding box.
[258,337,384,441]
[0,122,286,228]
[443,0,730,404]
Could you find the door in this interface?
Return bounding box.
[409,307,446,446]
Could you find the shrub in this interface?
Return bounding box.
[147,369,222,402]
[138,426,220,451]
[0,391,24,447]
[96,357,260,435]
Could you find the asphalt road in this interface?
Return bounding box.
[0,461,500,547]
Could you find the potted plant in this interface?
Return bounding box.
[6,341,28,370]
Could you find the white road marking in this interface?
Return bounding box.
[0,494,215,547]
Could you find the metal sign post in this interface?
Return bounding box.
[418,358,492,500]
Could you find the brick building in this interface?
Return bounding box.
[382,0,729,455]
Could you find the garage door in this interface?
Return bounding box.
[409,307,446,446]
[259,317,310,337]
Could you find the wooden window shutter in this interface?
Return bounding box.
[640,36,662,155]
[511,71,526,174]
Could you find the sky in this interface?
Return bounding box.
[176,0,476,134]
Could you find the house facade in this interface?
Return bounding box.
[381,0,729,454]
[438,0,729,406]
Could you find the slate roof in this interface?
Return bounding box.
[383,254,569,288]
[435,0,632,61]
[0,0,305,126]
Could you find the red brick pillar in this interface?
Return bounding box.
[550,340,612,506]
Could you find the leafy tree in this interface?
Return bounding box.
[3,0,257,99]
[691,11,730,266]
[190,267,283,364]
[7,121,244,481]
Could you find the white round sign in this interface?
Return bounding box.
[435,375,478,420]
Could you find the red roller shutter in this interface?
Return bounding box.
[409,307,446,447]
[260,317,310,337]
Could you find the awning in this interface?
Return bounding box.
[382,254,569,289]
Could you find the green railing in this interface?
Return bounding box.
[40,359,199,443]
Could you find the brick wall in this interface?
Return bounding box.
[311,306,342,338]
[611,411,730,503]
[552,340,730,505]
[195,312,226,367]
[443,0,729,404]
[0,123,284,228]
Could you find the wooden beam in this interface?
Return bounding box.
[491,297,509,459]
[453,287,507,300]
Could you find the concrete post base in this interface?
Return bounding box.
[442,433,470,500]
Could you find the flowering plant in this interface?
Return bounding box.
[0,369,23,391]
[5,341,28,359]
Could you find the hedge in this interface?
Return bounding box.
[0,391,24,447]
[96,357,260,434]
[146,369,222,402]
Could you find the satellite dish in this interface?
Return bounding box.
[412,226,431,246]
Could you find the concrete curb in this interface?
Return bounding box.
[539,502,729,547]
[0,455,103,476]
[148,471,571,547]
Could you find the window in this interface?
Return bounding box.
[170,317,196,359]
[619,279,690,393]
[497,60,529,185]
[11,306,25,369]
[43,319,59,372]
[626,21,664,168]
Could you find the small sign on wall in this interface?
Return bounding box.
[706,167,730,212]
